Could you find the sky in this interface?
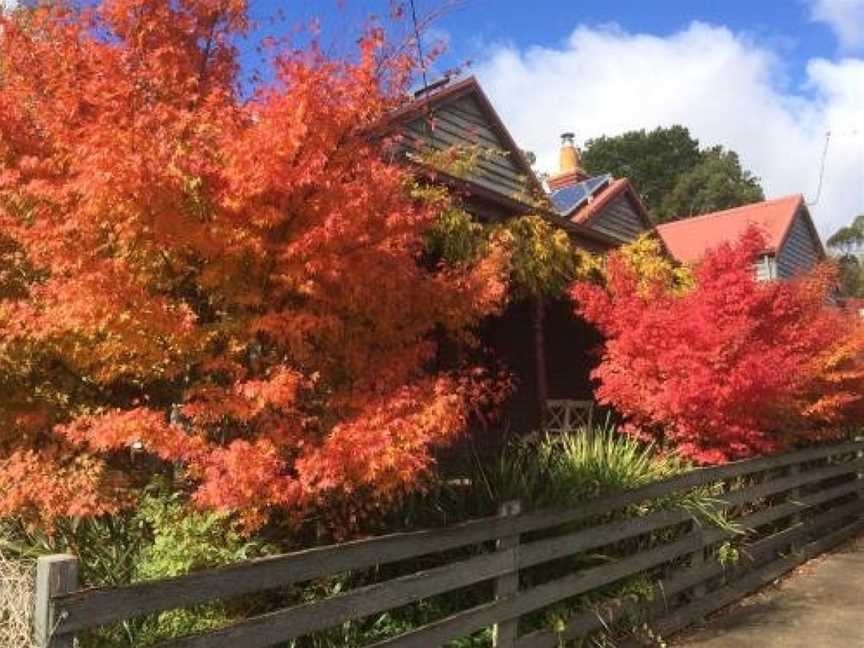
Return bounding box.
[4,0,862,237]
[252,0,864,239]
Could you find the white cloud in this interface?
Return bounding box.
[810,0,864,50]
[1,0,17,11]
[473,22,864,238]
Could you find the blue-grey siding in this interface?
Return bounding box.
[402,94,532,198]
[587,193,648,242]
[776,208,823,278]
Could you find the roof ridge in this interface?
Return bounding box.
[655,194,802,230]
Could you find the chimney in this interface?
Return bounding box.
[548,132,588,190]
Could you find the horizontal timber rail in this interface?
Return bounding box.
[33,439,864,647]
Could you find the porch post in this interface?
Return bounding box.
[532,294,548,428]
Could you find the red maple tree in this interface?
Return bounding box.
[0,0,508,529]
[572,229,864,464]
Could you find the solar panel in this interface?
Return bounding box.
[549,174,611,216]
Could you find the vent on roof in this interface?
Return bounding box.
[413,76,451,99]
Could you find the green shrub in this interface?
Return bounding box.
[1,481,273,647]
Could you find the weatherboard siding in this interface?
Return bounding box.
[586,194,647,242]
[402,94,531,198]
[776,209,822,278]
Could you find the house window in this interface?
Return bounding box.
[755,255,777,281]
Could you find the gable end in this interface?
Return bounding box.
[776,208,823,278]
[401,93,533,199]
[585,193,649,243]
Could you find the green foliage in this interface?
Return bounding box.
[657,147,764,221]
[827,215,864,254]
[716,540,741,567]
[581,125,765,223]
[1,483,272,647]
[827,214,864,297]
[415,143,510,180]
[582,125,702,217]
[134,488,271,581]
[496,214,597,298]
[424,203,488,266]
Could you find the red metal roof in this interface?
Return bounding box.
[655,195,805,263]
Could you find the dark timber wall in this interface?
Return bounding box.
[402,94,531,199]
[587,193,647,243]
[777,208,823,278]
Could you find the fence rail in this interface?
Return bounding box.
[34,439,864,647]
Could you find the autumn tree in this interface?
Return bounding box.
[572,230,864,464]
[0,0,510,530]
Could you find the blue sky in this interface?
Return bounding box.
[249,1,864,237]
[254,1,840,86]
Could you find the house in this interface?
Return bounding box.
[655,195,826,280]
[547,132,653,244]
[389,76,616,251]
[388,77,643,431]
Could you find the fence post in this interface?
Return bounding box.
[493,500,521,648]
[34,554,78,648]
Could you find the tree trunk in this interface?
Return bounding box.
[532,294,548,429]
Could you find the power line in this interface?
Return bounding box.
[409,0,429,94]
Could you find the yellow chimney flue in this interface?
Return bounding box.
[559,132,580,174]
[548,132,588,190]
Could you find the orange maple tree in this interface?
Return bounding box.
[0,0,508,529]
[572,229,864,464]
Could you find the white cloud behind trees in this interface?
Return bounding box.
[473,21,864,237]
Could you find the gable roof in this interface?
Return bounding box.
[386,78,618,252]
[574,177,653,230]
[548,173,654,235]
[389,76,545,197]
[655,194,824,263]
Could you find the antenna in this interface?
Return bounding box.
[807,131,831,207]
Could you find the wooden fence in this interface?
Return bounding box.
[33,439,864,648]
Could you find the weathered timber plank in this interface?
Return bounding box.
[517,508,693,570]
[514,545,729,648]
[720,458,864,509]
[54,442,864,633]
[405,124,527,184]
[702,481,864,548]
[516,483,864,647]
[493,501,521,648]
[733,479,864,533]
[537,499,864,647]
[654,516,864,639]
[741,498,864,566]
[34,555,78,648]
[155,548,512,648]
[370,532,704,648]
[54,513,520,633]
